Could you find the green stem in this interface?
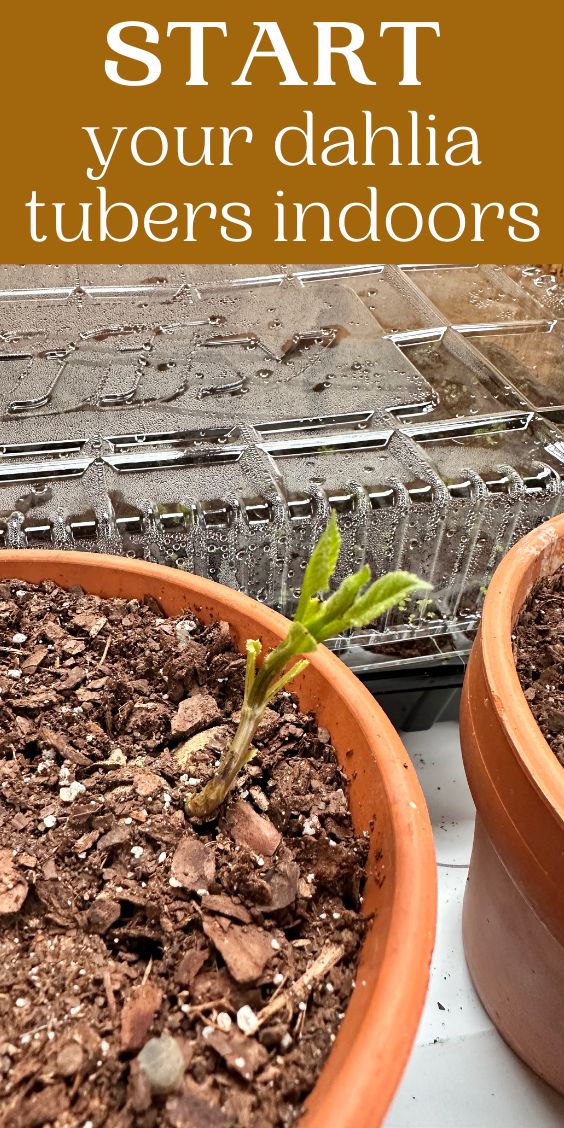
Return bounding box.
[185,630,310,819]
[186,702,262,819]
[265,658,309,703]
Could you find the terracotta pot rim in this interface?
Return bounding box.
[480,515,564,825]
[0,549,436,1127]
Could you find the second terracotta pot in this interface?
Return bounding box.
[461,514,564,1092]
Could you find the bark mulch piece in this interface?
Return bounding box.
[0,578,368,1127]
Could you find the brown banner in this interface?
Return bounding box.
[2,1,562,261]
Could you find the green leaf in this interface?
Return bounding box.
[306,564,371,635]
[295,512,341,623]
[284,621,318,656]
[301,596,321,624]
[266,658,310,702]
[339,571,431,631]
[244,638,262,698]
[251,621,317,704]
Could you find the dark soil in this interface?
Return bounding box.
[369,638,438,660]
[515,564,564,766]
[0,579,368,1128]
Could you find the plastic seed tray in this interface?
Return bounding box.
[1,263,562,689]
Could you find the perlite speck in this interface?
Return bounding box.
[59,782,86,804]
[236,1004,258,1035]
[137,1035,185,1095]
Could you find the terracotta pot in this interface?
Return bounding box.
[461,514,564,1092]
[0,549,436,1127]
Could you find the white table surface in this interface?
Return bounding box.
[384,722,564,1128]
